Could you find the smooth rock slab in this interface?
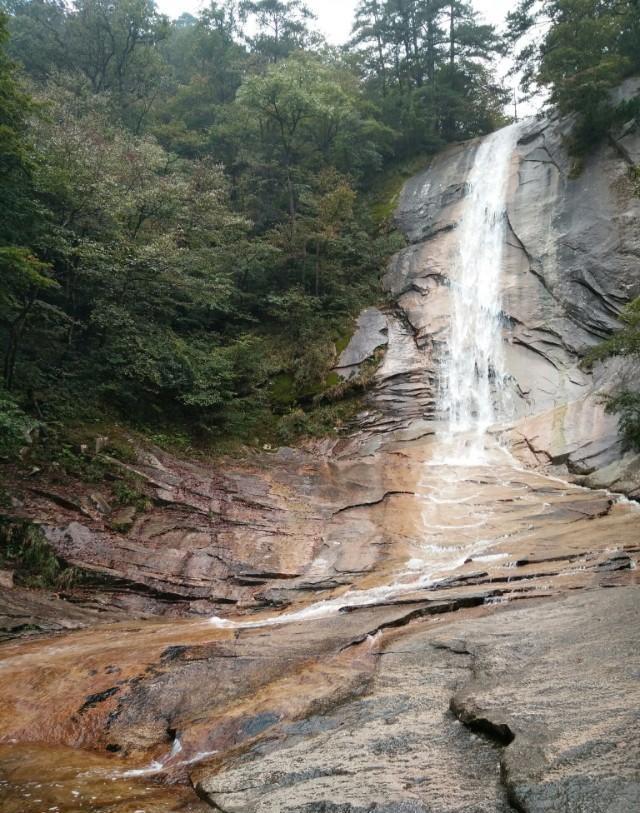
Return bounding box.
[335,308,389,380]
[198,587,640,813]
[448,586,640,813]
[196,613,511,812]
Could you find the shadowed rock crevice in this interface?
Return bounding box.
[449,695,516,746]
[331,491,417,516]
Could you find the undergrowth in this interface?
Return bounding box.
[0,519,75,589]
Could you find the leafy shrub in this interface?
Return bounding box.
[589,298,640,451]
[277,409,312,444]
[112,477,152,511]
[604,391,640,451]
[0,389,36,460]
[0,519,73,588]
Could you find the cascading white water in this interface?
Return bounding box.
[438,124,520,463]
[208,125,524,632]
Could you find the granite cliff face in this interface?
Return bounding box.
[382,81,640,493]
[1,99,639,813]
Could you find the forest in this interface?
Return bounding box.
[1,0,639,459]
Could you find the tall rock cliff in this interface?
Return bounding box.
[375,79,640,496]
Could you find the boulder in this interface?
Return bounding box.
[334,307,389,380]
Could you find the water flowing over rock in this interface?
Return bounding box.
[386,98,640,490]
[438,124,519,455]
[1,105,639,812]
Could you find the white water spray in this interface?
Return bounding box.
[439,124,520,463]
[115,737,219,779]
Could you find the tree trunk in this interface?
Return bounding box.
[449,2,455,70]
[286,160,296,240]
[315,238,321,297]
[3,298,34,391]
[376,33,387,96]
[427,19,435,84]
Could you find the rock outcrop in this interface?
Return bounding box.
[1,440,639,812]
[334,307,389,380]
[196,585,640,813]
[379,83,640,493]
[1,96,640,813]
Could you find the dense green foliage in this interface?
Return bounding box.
[588,299,640,450]
[0,0,507,454]
[351,1,509,151]
[508,0,640,151]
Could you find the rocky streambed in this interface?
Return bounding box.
[1,439,638,813]
[1,98,640,813]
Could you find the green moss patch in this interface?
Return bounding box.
[368,154,433,227]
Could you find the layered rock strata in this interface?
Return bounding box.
[1,97,640,813]
[380,83,640,491]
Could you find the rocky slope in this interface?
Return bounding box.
[383,79,640,493]
[1,448,638,812]
[1,97,639,813]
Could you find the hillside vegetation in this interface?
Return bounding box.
[0,0,639,461]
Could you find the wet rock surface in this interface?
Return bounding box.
[0,585,125,641]
[196,621,512,813]
[2,444,420,617]
[1,443,638,812]
[1,105,640,813]
[387,100,640,495]
[197,587,640,813]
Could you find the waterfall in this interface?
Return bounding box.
[438,124,519,463]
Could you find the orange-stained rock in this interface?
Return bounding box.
[1,100,640,813]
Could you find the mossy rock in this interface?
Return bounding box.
[0,518,73,589]
[109,506,137,533]
[368,154,433,227]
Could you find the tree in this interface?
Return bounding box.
[1,0,69,80]
[154,3,247,156]
[4,0,169,129]
[507,0,640,150]
[1,248,57,390]
[350,0,505,152]
[0,0,511,450]
[589,298,640,449]
[0,12,56,390]
[350,0,391,94]
[239,0,318,64]
[7,78,260,417]
[0,9,33,241]
[235,55,385,233]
